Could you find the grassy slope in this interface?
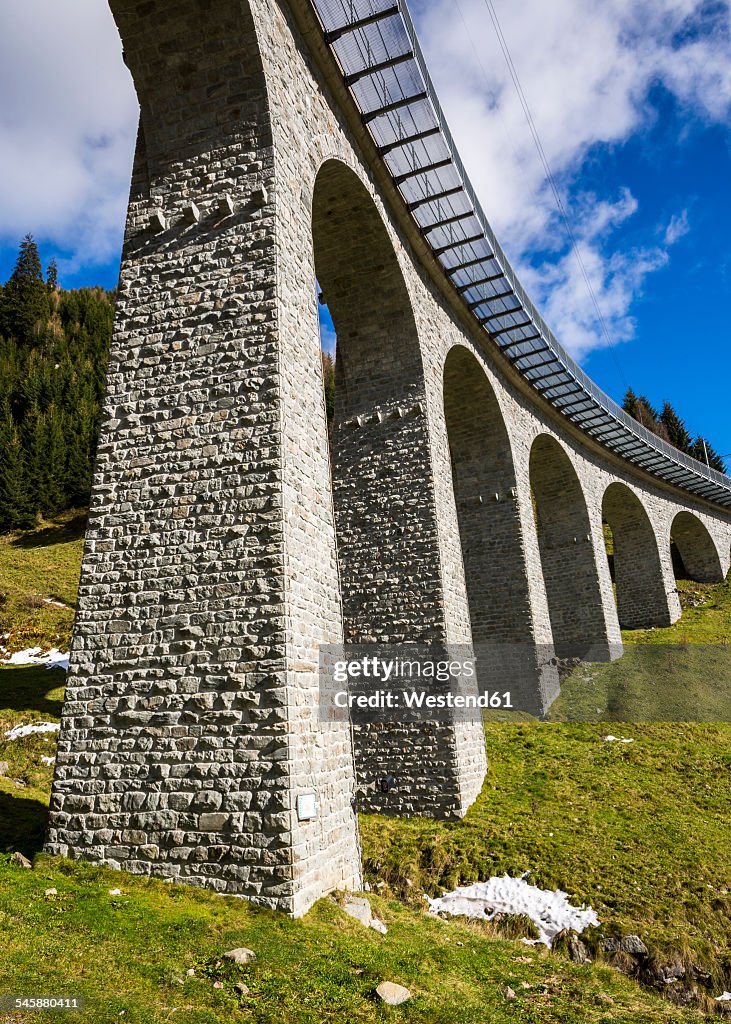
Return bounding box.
[0,510,85,653]
[361,722,731,986]
[2,853,706,1024]
[550,576,731,721]
[0,519,730,1020]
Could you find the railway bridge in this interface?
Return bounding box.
[47,0,731,915]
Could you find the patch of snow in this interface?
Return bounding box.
[41,755,56,765]
[716,992,731,1002]
[43,598,70,609]
[1,647,69,671]
[428,873,599,947]
[4,721,60,742]
[603,735,634,743]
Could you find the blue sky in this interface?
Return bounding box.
[0,0,729,459]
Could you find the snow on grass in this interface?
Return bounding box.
[5,721,60,742]
[603,735,634,743]
[41,755,56,765]
[716,992,731,1001]
[1,646,69,671]
[428,873,599,947]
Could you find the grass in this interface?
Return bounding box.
[549,575,731,721]
[0,517,730,1020]
[360,722,731,992]
[3,852,717,1024]
[1,668,727,1022]
[626,575,731,646]
[0,509,85,654]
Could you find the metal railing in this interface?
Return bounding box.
[309,0,731,508]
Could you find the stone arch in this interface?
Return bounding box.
[602,482,674,628]
[312,158,442,642]
[442,346,533,644]
[110,0,272,179]
[670,511,725,582]
[311,159,486,819]
[529,434,607,657]
[443,348,561,713]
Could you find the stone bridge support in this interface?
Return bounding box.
[46,0,487,914]
[442,347,560,713]
[47,0,365,918]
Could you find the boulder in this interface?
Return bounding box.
[376,981,411,1006]
[223,947,256,965]
[620,935,648,957]
[342,896,372,928]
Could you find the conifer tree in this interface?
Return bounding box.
[0,235,50,345]
[20,403,45,510]
[65,393,94,506]
[622,388,638,417]
[622,389,673,442]
[46,258,58,291]
[40,405,67,515]
[659,402,692,454]
[322,351,335,425]
[690,436,727,473]
[0,409,35,529]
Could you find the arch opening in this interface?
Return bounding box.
[444,348,559,712]
[602,483,673,628]
[443,347,533,644]
[312,158,442,643]
[529,435,607,658]
[311,160,490,819]
[670,511,724,583]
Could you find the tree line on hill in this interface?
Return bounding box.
[0,235,725,531]
[622,390,726,472]
[0,236,113,530]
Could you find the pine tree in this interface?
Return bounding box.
[65,393,94,506]
[40,404,67,515]
[0,409,35,530]
[322,351,335,425]
[690,436,727,473]
[0,235,50,345]
[623,389,669,441]
[46,258,58,291]
[659,402,692,454]
[20,402,45,510]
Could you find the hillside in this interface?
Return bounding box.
[1,514,730,1020]
[0,236,113,532]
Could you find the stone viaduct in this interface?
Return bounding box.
[47,0,731,915]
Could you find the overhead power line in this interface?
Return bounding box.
[478,0,628,389]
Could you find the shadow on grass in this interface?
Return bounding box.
[0,790,49,858]
[10,512,87,550]
[0,666,65,719]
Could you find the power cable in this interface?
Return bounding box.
[479,0,629,391]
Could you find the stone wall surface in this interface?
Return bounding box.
[47,0,731,915]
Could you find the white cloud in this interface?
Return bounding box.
[0,1,138,274]
[414,0,731,356]
[1,0,729,359]
[664,209,690,245]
